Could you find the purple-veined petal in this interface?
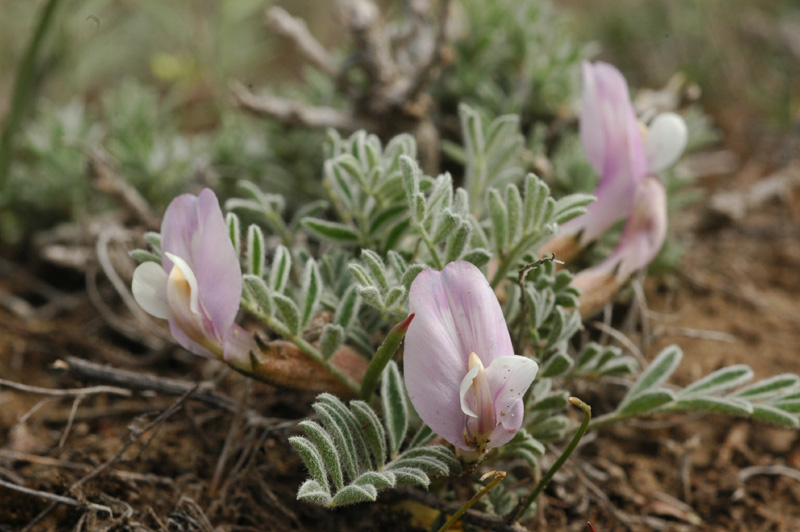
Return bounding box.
[645,112,688,173]
[132,262,170,319]
[404,261,515,450]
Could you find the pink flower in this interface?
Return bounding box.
[132,189,253,362]
[404,261,538,454]
[573,176,667,317]
[546,61,686,253]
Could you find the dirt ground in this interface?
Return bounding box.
[2,108,800,532]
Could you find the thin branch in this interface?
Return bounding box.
[230,81,358,131]
[57,357,284,429]
[0,478,111,515]
[0,377,131,398]
[267,6,338,78]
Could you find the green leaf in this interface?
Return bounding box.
[273,293,300,335]
[618,389,676,416]
[300,421,344,491]
[348,263,373,287]
[318,394,373,471]
[303,218,360,244]
[446,221,472,263]
[329,484,378,507]
[226,212,241,256]
[244,226,264,278]
[300,259,322,328]
[398,446,459,475]
[772,399,800,413]
[540,352,573,378]
[334,286,361,330]
[290,436,329,492]
[732,374,800,400]
[461,248,493,268]
[529,391,570,411]
[553,193,594,224]
[143,231,162,253]
[352,471,396,490]
[391,467,430,487]
[624,345,683,402]
[361,249,389,292]
[269,245,291,293]
[243,274,273,318]
[401,264,426,291]
[389,456,448,477]
[407,424,434,449]
[679,365,754,397]
[489,189,508,254]
[598,356,638,376]
[750,404,799,427]
[522,173,550,232]
[400,156,421,215]
[369,205,408,237]
[384,286,405,309]
[296,479,332,506]
[129,249,161,264]
[381,361,408,459]
[670,396,753,416]
[358,286,383,309]
[350,401,387,470]
[505,184,523,246]
[313,402,359,481]
[432,210,460,244]
[528,415,570,442]
[320,323,345,360]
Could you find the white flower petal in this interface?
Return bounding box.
[132,262,170,319]
[459,363,481,419]
[485,355,539,431]
[645,112,688,172]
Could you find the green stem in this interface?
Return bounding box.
[490,233,539,287]
[359,314,414,401]
[435,470,506,532]
[507,397,591,523]
[0,0,62,187]
[418,226,444,269]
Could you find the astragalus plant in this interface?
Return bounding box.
[130,65,800,527]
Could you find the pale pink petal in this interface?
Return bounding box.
[223,324,257,366]
[193,189,242,335]
[132,262,170,319]
[405,261,515,450]
[645,112,688,172]
[169,320,217,359]
[566,61,648,245]
[161,189,241,338]
[573,175,667,283]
